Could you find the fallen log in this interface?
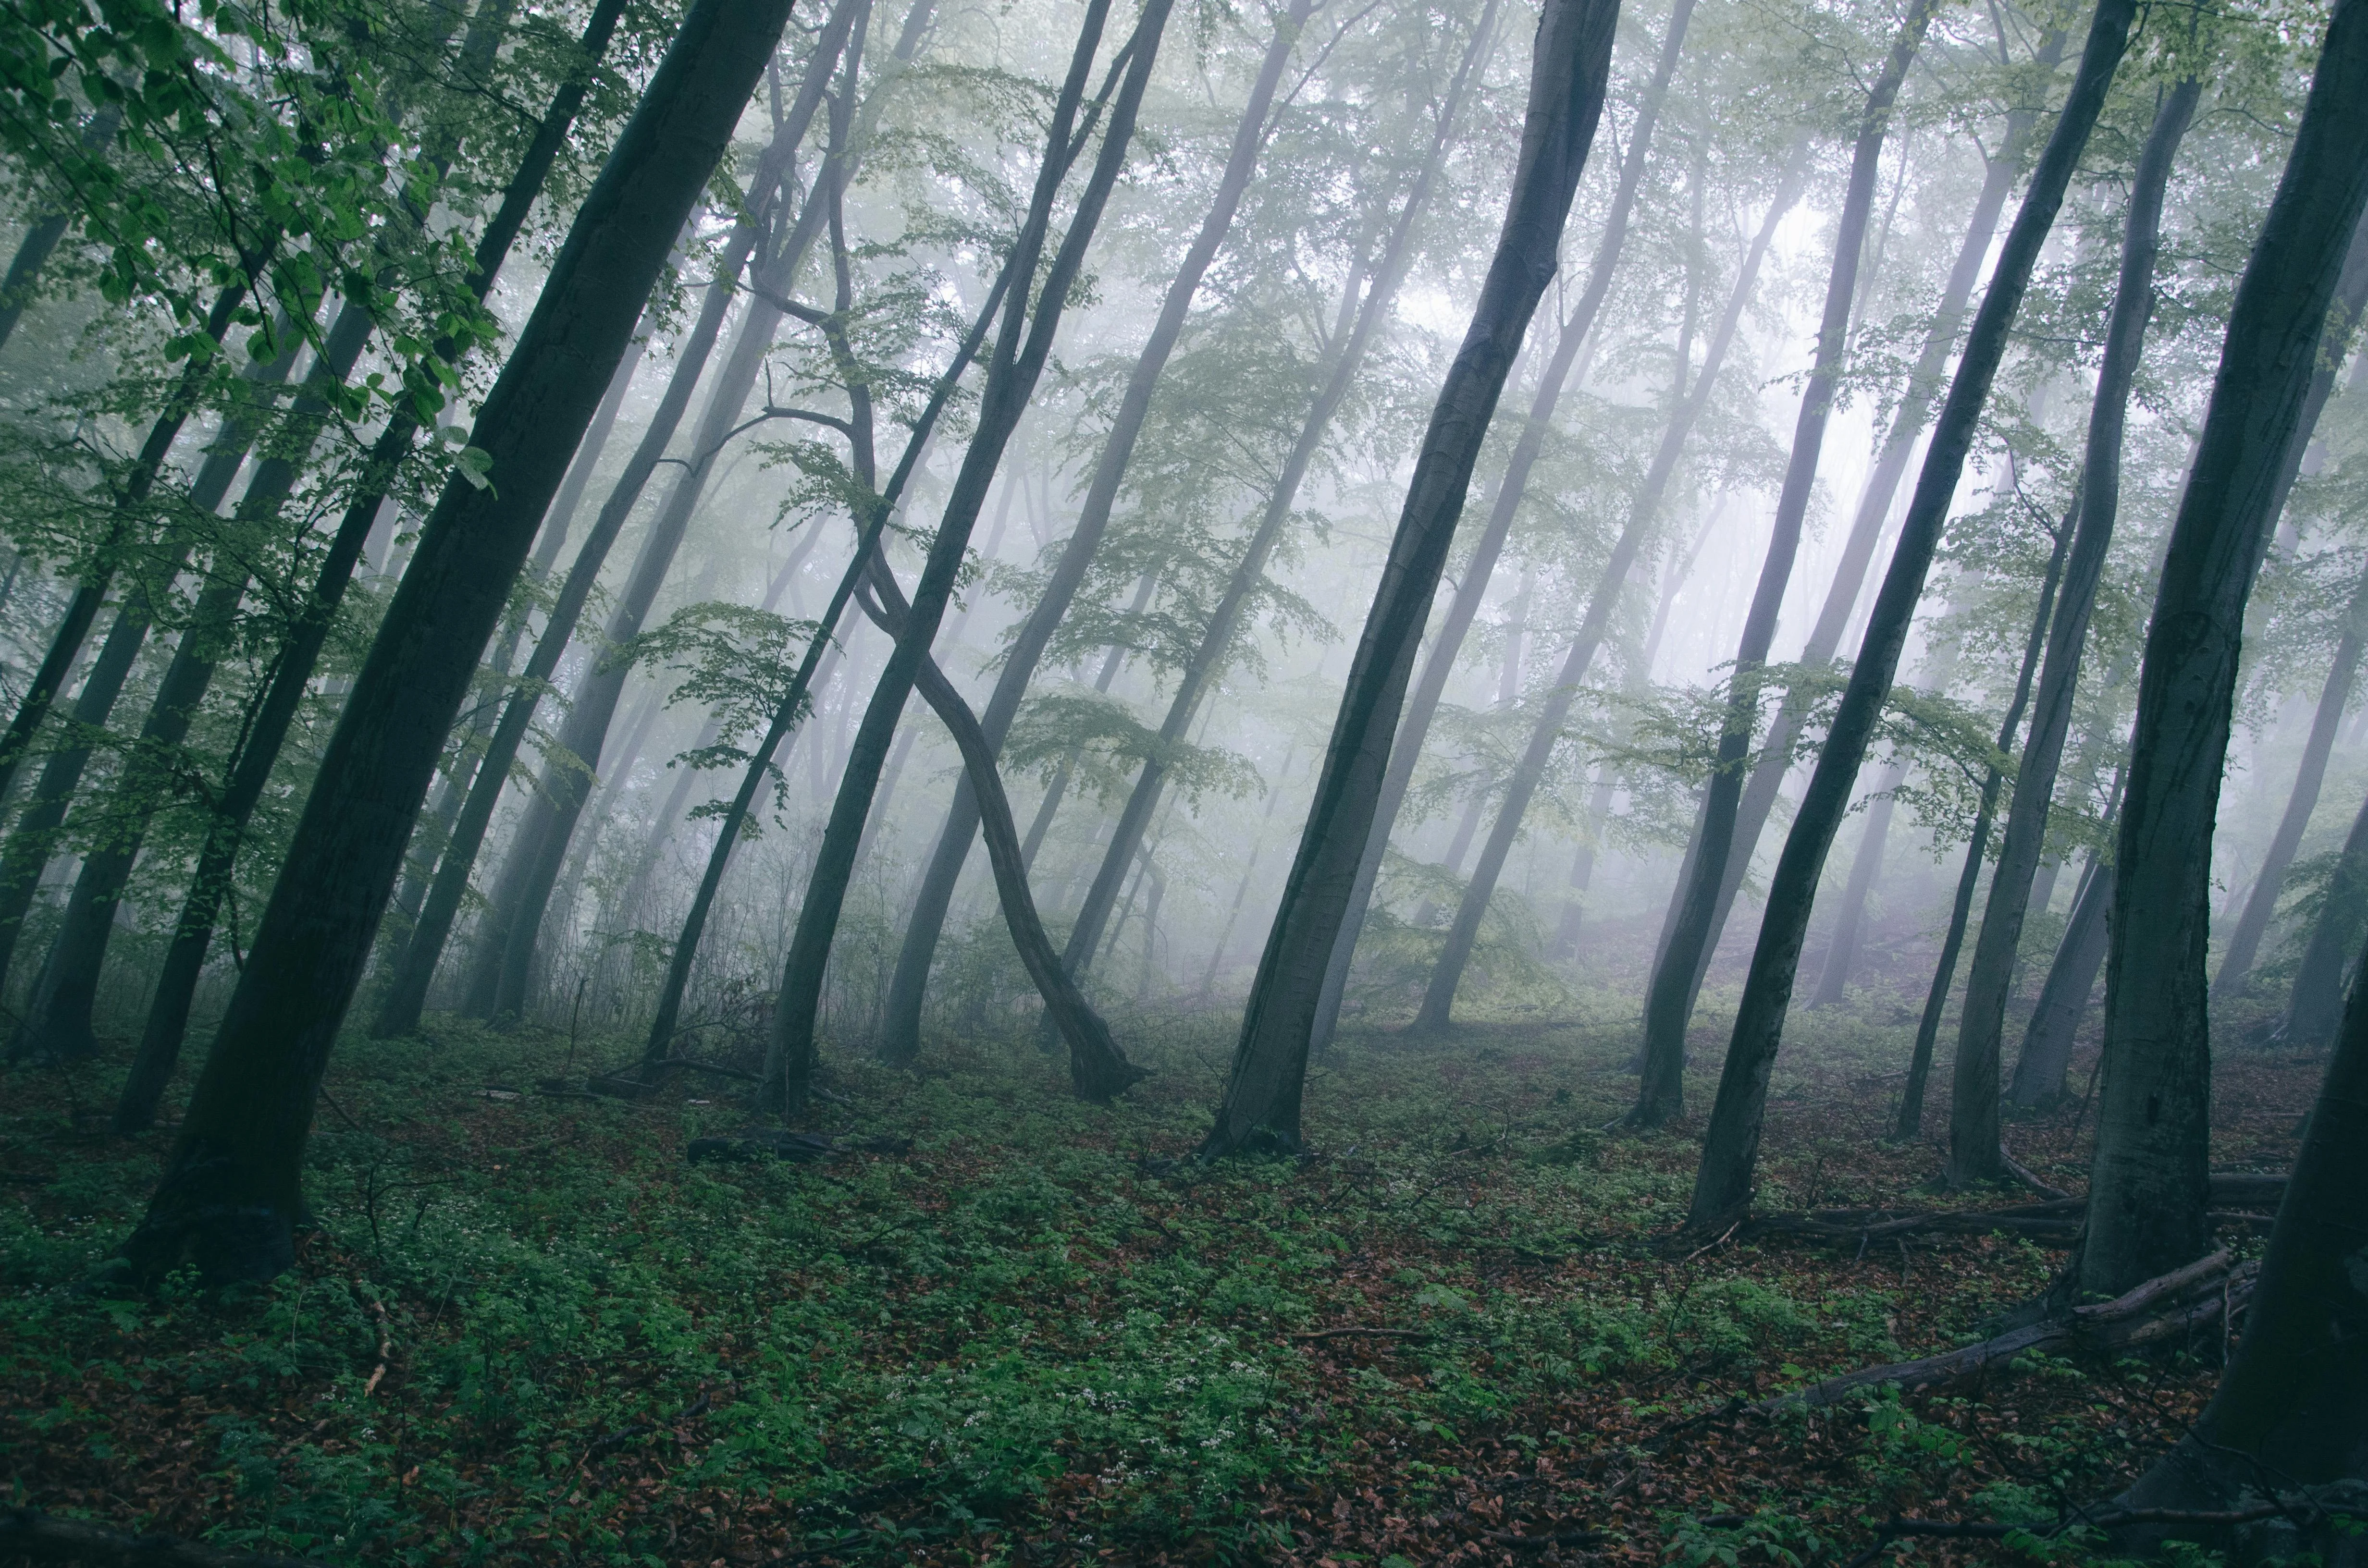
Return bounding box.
[686,1129,913,1165]
[1746,1199,2083,1246]
[0,1508,327,1567]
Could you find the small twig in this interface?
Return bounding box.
[1682,1219,1741,1262]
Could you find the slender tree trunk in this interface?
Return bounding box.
[764,0,1174,1118]
[1654,24,2069,1012]
[0,106,123,354]
[2076,8,2368,1299]
[366,1,852,1038]
[1421,147,1807,1037]
[1059,7,1497,994]
[1810,758,1906,1006]
[2282,782,2368,1049]
[2007,850,2111,1105]
[1201,0,1618,1157]
[1005,571,1160,887]
[2219,563,2368,992]
[875,0,1326,1065]
[1310,0,1697,1055]
[1200,740,1296,996]
[111,0,796,1281]
[1631,3,1933,1121]
[1946,79,2202,1186]
[1683,0,2138,1233]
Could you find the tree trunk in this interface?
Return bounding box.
[111,0,796,1283]
[764,0,1174,1118]
[2282,783,2368,1049]
[1422,147,1807,1038]
[1944,78,2202,1188]
[1200,0,1618,1157]
[1684,0,2137,1234]
[1809,758,1906,1007]
[1200,740,1296,996]
[1630,1,1933,1120]
[1652,23,2069,1016]
[2007,851,2112,1105]
[0,105,122,353]
[2079,8,2368,1300]
[2219,561,2368,993]
[1058,5,1497,994]
[876,0,1319,1064]
[1309,0,1697,1055]
[366,1,852,1038]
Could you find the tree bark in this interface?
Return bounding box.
[763,0,1174,1117]
[1200,0,1618,1156]
[875,0,1323,1065]
[1422,147,1807,1038]
[1057,3,1498,995]
[2282,782,2368,1049]
[2007,850,2111,1105]
[111,0,796,1282]
[1809,757,1906,1007]
[2079,4,2368,1299]
[1630,1,1934,1120]
[1944,77,2201,1187]
[1310,0,1697,1055]
[1684,0,2137,1233]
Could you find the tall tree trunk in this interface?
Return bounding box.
[366,0,855,1038]
[1809,757,1906,1007]
[1200,740,1296,996]
[1946,78,2202,1187]
[2218,561,2368,993]
[1653,24,2069,1013]
[2282,782,2368,1049]
[1200,0,1618,1157]
[876,0,1322,1065]
[1310,0,1697,1055]
[2007,849,2111,1105]
[1630,1,1933,1121]
[2077,6,2368,1300]
[1421,147,1807,1037]
[110,0,796,1282]
[763,0,1175,1118]
[1005,571,1161,886]
[0,106,123,353]
[1058,4,1498,994]
[1683,0,2137,1234]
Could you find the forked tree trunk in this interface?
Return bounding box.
[1057,3,1498,995]
[1201,0,1618,1157]
[1310,0,1696,1054]
[1630,1,1933,1120]
[763,0,1174,1118]
[1421,147,1807,1037]
[111,0,797,1280]
[2080,5,2368,1300]
[1684,0,2139,1233]
[878,0,1316,1064]
[1944,77,2201,1188]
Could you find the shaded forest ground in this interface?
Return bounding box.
[0,992,2318,1567]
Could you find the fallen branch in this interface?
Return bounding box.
[1999,1146,2069,1200]
[1483,1527,1605,1550]
[0,1508,328,1567]
[1288,1326,1432,1343]
[1747,1199,2083,1247]
[362,1297,392,1397]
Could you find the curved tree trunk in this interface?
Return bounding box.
[1309,0,1697,1055]
[1684,0,2138,1233]
[1630,2,1933,1121]
[1420,147,1807,1037]
[111,0,796,1281]
[2079,10,2368,1300]
[1944,77,2201,1188]
[1200,0,1619,1157]
[877,0,1317,1065]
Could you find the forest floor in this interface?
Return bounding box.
[0,988,2321,1568]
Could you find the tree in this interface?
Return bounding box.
[110,0,799,1283]
[1631,0,1936,1121]
[2281,782,2368,1049]
[2079,0,2368,1299]
[1201,0,1619,1157]
[1684,0,2140,1234]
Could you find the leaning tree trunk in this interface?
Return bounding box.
[2079,5,2368,1300]
[764,0,1174,1118]
[0,105,122,354]
[1057,4,1497,995]
[1419,147,1806,1038]
[1200,0,1618,1157]
[110,0,797,1282]
[877,0,1316,1066]
[2282,781,2368,1050]
[1684,0,2139,1234]
[1654,24,2069,1015]
[2007,848,2112,1105]
[1310,0,1696,1055]
[366,1,854,1038]
[1630,1,1933,1123]
[1944,77,2202,1188]
[1809,757,1906,1006]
